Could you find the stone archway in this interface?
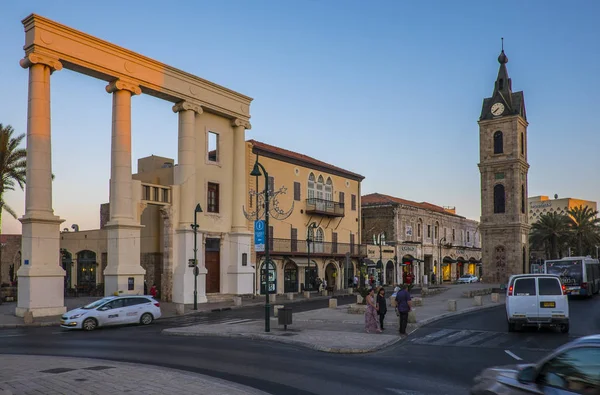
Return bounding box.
[325,261,338,290]
[385,260,395,285]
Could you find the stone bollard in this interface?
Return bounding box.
[408,310,417,323]
[303,291,311,299]
[412,297,423,307]
[287,292,294,301]
[348,288,354,295]
[273,305,284,317]
[233,296,242,307]
[321,290,328,296]
[474,295,483,306]
[269,294,277,303]
[175,303,185,315]
[356,294,364,304]
[329,298,338,309]
[23,311,34,325]
[448,299,457,312]
[491,292,499,302]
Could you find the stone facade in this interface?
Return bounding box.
[478,48,530,284]
[0,235,22,286]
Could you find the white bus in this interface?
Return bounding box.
[543,256,600,297]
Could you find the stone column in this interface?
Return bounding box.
[227,119,254,294]
[160,206,174,302]
[104,79,145,296]
[16,53,66,318]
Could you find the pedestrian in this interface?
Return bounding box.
[353,275,358,288]
[376,287,387,330]
[364,288,382,333]
[395,283,412,336]
[150,284,157,298]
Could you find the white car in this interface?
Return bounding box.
[61,295,162,331]
[505,274,569,333]
[457,274,479,283]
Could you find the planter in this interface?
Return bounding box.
[347,303,366,314]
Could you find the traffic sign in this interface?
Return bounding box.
[254,220,265,252]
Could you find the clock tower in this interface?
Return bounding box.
[478,45,530,284]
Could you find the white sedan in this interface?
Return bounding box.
[457,274,479,283]
[60,295,162,331]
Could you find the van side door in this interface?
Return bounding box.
[537,277,568,321]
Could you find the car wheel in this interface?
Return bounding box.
[140,313,153,325]
[560,323,569,334]
[508,321,516,332]
[82,318,98,331]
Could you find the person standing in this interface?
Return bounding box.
[150,284,157,299]
[364,288,382,333]
[353,275,359,288]
[376,287,387,330]
[395,283,412,336]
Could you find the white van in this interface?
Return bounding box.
[505,274,569,333]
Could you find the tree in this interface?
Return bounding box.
[530,212,571,260]
[567,205,600,256]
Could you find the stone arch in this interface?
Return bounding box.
[385,260,395,285]
[324,260,339,290]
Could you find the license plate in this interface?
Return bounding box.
[540,301,556,308]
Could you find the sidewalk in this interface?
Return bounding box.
[0,354,267,395]
[163,283,506,354]
[0,290,351,328]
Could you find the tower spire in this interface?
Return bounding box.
[494,38,512,108]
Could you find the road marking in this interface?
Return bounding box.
[385,388,425,394]
[0,334,26,338]
[504,350,523,360]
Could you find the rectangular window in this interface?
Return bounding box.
[208,131,218,162]
[242,253,248,266]
[268,176,274,194]
[207,182,219,213]
[294,182,301,201]
[351,194,357,211]
[291,228,298,252]
[162,188,169,203]
[538,278,562,295]
[339,192,345,205]
[418,224,421,238]
[452,228,455,241]
[513,278,536,296]
[467,232,470,242]
[332,232,338,254]
[427,225,431,238]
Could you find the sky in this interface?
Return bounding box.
[1,0,599,234]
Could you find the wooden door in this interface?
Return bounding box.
[205,251,220,293]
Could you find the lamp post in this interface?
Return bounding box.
[191,203,203,310]
[305,222,317,292]
[438,237,446,285]
[251,159,271,332]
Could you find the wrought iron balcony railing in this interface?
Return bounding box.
[257,238,366,257]
[305,198,344,217]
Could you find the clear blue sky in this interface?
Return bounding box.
[1,0,599,234]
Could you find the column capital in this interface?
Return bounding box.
[19,53,63,72]
[105,79,142,95]
[231,118,252,130]
[172,101,203,114]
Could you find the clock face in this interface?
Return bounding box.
[491,102,505,116]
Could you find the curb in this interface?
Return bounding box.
[162,328,402,354]
[0,321,59,329]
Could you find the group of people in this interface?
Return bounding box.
[364,284,412,336]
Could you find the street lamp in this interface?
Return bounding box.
[438,237,446,285]
[191,203,203,310]
[306,222,318,292]
[250,159,271,332]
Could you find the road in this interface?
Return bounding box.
[0,295,598,395]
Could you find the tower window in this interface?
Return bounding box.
[521,185,526,214]
[493,131,503,154]
[494,184,505,214]
[499,79,504,90]
[520,133,524,155]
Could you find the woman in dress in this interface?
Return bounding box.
[365,288,382,333]
[376,287,387,330]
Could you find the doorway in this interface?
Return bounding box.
[76,250,97,294]
[205,238,220,293]
[385,261,394,285]
[283,262,298,293]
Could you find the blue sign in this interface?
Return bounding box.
[254,220,265,252]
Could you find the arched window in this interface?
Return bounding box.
[521,184,526,214]
[316,175,324,200]
[325,177,333,202]
[313,227,325,253]
[494,184,505,213]
[520,133,524,155]
[493,131,503,154]
[308,173,316,200]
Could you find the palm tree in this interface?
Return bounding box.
[567,205,600,256]
[530,212,572,259]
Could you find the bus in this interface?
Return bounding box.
[543,256,600,297]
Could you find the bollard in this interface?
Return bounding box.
[321,290,328,296]
[269,294,277,303]
[329,298,338,309]
[303,291,311,299]
[348,288,354,295]
[175,303,185,315]
[233,296,242,306]
[412,297,423,307]
[448,299,457,312]
[273,305,284,317]
[474,295,483,306]
[491,292,499,302]
[287,292,294,300]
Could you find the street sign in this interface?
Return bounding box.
[254,220,265,252]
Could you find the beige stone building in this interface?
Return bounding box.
[245,140,366,294]
[478,47,530,284]
[362,193,481,285]
[528,195,597,223]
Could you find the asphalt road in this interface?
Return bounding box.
[0,295,598,395]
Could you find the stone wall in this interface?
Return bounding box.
[0,235,21,286]
[141,252,163,293]
[100,203,109,229]
[361,206,396,244]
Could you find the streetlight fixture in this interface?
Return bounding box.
[191,203,203,310]
[306,222,318,292]
[250,159,272,333]
[438,237,446,285]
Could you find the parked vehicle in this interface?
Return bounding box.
[60,295,162,331]
[505,274,569,333]
[471,334,600,394]
[544,256,600,297]
[457,274,479,283]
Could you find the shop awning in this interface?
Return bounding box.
[362,258,377,267]
[443,257,457,264]
[376,260,383,269]
[468,258,482,264]
[288,258,319,266]
[456,257,468,263]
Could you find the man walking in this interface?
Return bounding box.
[395,283,412,336]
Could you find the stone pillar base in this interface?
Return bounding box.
[225,233,253,294]
[104,222,145,295]
[172,229,207,305]
[329,298,338,309]
[105,273,145,296]
[16,267,66,318]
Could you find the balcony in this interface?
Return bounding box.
[305,198,344,217]
[141,182,171,205]
[257,238,366,257]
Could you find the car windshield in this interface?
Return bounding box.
[82,297,113,310]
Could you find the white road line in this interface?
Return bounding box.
[0,334,26,338]
[505,349,523,360]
